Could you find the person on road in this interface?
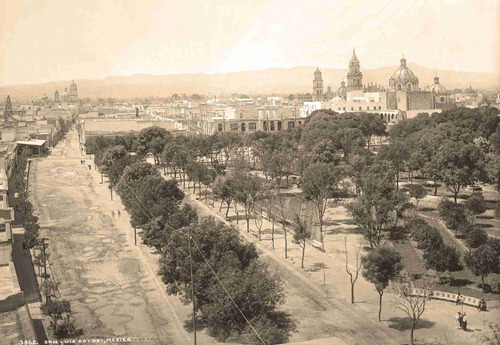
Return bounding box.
[456,292,462,305]
[22,241,27,251]
[117,210,121,217]
[462,313,467,331]
[456,312,462,329]
[111,210,115,219]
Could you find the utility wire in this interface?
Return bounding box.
[88,136,267,345]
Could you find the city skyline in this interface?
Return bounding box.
[1,0,499,86]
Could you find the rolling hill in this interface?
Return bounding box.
[1,64,498,101]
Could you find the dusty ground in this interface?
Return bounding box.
[171,171,500,345]
[0,310,21,345]
[29,130,218,345]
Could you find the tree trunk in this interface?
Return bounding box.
[226,203,230,218]
[271,219,275,249]
[219,201,223,212]
[319,220,324,251]
[246,217,250,233]
[378,291,383,322]
[410,323,415,345]
[454,191,458,204]
[396,172,399,189]
[351,282,355,304]
[284,225,288,258]
[434,179,438,196]
[301,243,305,269]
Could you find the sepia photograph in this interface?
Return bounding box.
[0,0,499,344]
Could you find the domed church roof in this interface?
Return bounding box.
[391,58,418,83]
[428,76,447,94]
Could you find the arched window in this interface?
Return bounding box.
[440,97,445,102]
[406,84,412,91]
[397,84,402,91]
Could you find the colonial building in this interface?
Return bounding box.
[312,68,324,101]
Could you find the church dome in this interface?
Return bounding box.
[428,76,447,94]
[389,57,419,91]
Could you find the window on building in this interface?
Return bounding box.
[218,123,223,132]
[277,121,282,131]
[263,121,268,131]
[391,114,394,120]
[351,107,353,111]
[270,121,275,131]
[288,121,294,129]
[343,107,346,110]
[249,122,256,131]
[359,107,362,110]
[230,123,238,131]
[241,123,246,132]
[298,121,302,125]
[379,106,382,110]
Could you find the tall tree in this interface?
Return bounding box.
[292,215,311,269]
[302,162,345,251]
[362,247,404,321]
[435,140,482,203]
[465,243,498,290]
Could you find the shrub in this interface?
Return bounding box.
[438,271,452,285]
[438,199,467,232]
[495,200,500,220]
[463,225,488,248]
[424,245,462,272]
[411,223,444,252]
[490,278,500,294]
[464,193,487,215]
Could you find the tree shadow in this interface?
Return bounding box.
[477,215,494,220]
[388,317,435,331]
[449,278,473,287]
[184,317,207,332]
[420,207,436,212]
[306,262,329,273]
[479,223,494,228]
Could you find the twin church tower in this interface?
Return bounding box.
[313,50,364,101]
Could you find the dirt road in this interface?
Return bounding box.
[28,131,205,345]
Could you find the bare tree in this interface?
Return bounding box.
[253,207,264,241]
[344,236,363,304]
[393,271,435,345]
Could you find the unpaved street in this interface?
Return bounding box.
[28,131,201,345]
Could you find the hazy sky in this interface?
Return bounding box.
[0,0,498,85]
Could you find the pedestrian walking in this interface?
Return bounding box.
[111,210,115,219]
[22,241,27,251]
[462,313,467,331]
[117,210,121,217]
[456,292,461,305]
[456,312,462,329]
[88,164,91,170]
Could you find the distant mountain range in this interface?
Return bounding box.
[1,64,499,101]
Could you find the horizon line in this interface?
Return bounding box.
[1,62,498,88]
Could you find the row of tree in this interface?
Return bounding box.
[90,138,297,343]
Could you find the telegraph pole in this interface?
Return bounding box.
[188,226,197,345]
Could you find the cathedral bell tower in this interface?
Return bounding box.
[313,68,324,101]
[347,49,363,91]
